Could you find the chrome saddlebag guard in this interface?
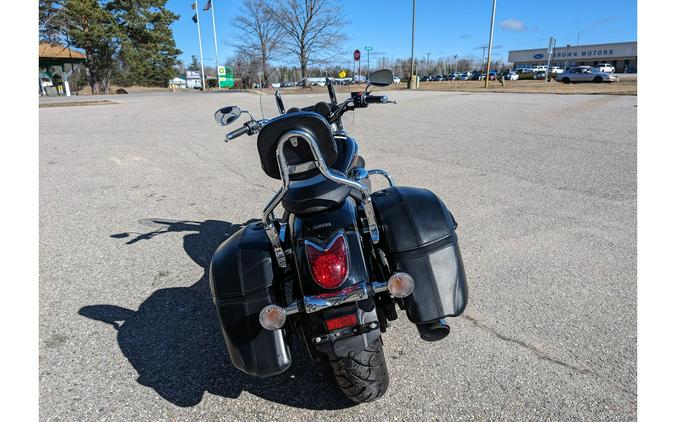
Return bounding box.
[209,222,291,377]
[372,187,468,341]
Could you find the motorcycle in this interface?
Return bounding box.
[209,69,468,403]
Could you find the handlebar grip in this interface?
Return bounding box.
[225,125,249,141]
[365,94,389,104]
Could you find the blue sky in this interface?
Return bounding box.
[168,0,637,68]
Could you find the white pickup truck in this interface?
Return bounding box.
[597,63,615,73]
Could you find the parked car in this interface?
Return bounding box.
[549,66,563,74]
[597,63,615,73]
[516,68,533,75]
[488,70,497,80]
[555,66,618,83]
[533,70,547,80]
[501,70,519,80]
[352,75,367,84]
[532,65,548,72]
[392,76,401,84]
[459,72,471,80]
[420,75,430,82]
[432,75,445,81]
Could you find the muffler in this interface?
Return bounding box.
[416,319,450,342]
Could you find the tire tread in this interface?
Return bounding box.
[329,337,389,403]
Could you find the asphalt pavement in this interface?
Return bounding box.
[39,89,636,421]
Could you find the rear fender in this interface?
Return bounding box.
[289,197,381,357]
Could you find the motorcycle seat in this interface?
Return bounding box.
[282,174,351,215]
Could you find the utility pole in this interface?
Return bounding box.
[208,0,219,68]
[577,31,581,46]
[426,52,431,76]
[480,46,487,72]
[564,44,570,70]
[544,37,556,84]
[408,0,417,89]
[484,0,497,88]
[207,0,220,88]
[365,46,373,77]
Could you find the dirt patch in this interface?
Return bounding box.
[40,100,118,108]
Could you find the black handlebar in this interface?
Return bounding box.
[225,124,250,141]
[222,90,394,141]
[365,94,388,104]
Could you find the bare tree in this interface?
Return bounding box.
[269,0,347,87]
[232,0,282,87]
[229,51,263,89]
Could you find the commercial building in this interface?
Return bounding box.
[508,41,637,72]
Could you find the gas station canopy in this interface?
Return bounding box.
[39,42,86,67]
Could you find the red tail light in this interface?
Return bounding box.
[325,313,358,331]
[305,234,349,289]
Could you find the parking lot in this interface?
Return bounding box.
[39,89,636,421]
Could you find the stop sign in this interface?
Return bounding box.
[353,49,361,61]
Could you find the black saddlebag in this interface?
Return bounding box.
[372,187,468,339]
[209,222,291,377]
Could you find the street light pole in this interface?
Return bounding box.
[365,46,373,77]
[564,44,570,70]
[194,0,206,91]
[408,0,417,89]
[544,37,556,84]
[480,46,487,72]
[426,52,431,76]
[484,0,497,88]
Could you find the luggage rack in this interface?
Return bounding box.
[261,129,381,268]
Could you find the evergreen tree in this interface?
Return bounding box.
[107,0,181,86]
[63,0,120,94]
[39,0,66,42]
[188,55,201,72]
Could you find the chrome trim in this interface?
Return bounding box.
[264,278,408,328]
[288,161,317,174]
[353,168,369,182]
[367,169,396,187]
[303,282,369,313]
[303,230,346,252]
[283,301,300,316]
[261,186,287,268]
[371,281,389,294]
[278,222,287,243]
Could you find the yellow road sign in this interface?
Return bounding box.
[339,70,346,78]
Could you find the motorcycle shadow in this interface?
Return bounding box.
[79,218,354,410]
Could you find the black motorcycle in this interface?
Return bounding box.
[209,69,468,403]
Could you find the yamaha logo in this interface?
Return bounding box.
[312,222,332,230]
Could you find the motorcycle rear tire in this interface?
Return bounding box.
[329,337,389,403]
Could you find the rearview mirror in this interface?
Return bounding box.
[368,69,394,87]
[214,106,241,126]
